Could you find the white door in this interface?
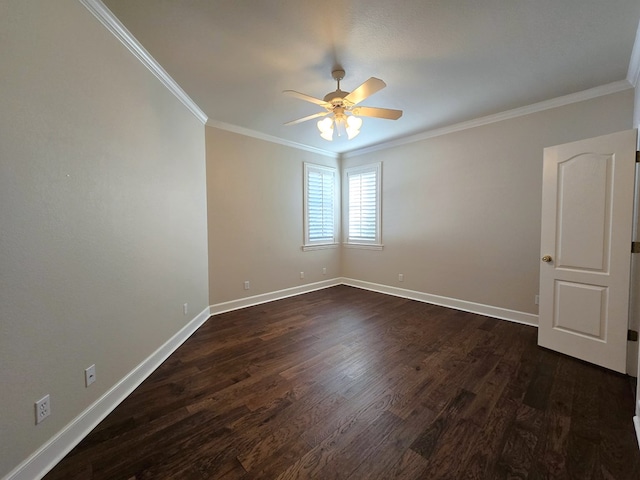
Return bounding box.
[538,129,637,373]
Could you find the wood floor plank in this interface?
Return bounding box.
[312,410,405,480]
[237,388,345,472]
[527,357,576,479]
[385,352,448,419]
[495,403,544,479]
[409,388,476,459]
[300,377,404,448]
[377,449,431,480]
[458,395,520,479]
[43,286,640,480]
[461,360,515,427]
[348,404,437,479]
[277,389,402,479]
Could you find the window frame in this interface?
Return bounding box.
[302,162,339,251]
[344,162,383,249]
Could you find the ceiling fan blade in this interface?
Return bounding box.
[351,106,403,120]
[343,77,386,106]
[283,90,329,107]
[284,111,330,126]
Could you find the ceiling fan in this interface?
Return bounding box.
[283,69,403,141]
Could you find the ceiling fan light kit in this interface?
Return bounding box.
[284,68,402,141]
[317,116,335,141]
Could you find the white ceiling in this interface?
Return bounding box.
[102,0,640,154]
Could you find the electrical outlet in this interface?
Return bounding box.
[300,271,304,279]
[183,303,188,315]
[398,273,404,282]
[535,295,540,305]
[85,364,96,387]
[35,394,50,424]
[244,281,250,290]
[322,267,327,275]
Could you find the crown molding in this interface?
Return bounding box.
[79,0,208,125]
[78,0,637,158]
[343,80,633,158]
[628,20,640,87]
[206,119,338,158]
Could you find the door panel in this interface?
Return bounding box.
[538,129,636,373]
[553,280,606,339]
[556,154,611,271]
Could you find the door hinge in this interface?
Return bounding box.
[632,242,640,253]
[636,151,640,163]
[628,330,639,342]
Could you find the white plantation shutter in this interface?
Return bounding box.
[304,163,337,246]
[346,163,381,245]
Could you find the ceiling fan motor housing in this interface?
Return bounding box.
[324,90,349,104]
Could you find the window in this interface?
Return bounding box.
[345,162,382,249]
[303,163,338,250]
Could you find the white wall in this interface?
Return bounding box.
[342,90,634,318]
[0,1,209,477]
[206,127,341,305]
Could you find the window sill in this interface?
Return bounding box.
[344,243,384,251]
[301,243,339,251]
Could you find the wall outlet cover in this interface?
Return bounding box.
[85,364,96,387]
[35,394,50,424]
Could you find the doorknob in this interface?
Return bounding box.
[541,255,553,263]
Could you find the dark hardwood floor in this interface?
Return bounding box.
[45,285,640,479]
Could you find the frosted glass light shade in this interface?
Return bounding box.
[347,115,362,130]
[346,127,360,140]
[318,117,334,141]
[317,117,333,133]
[320,129,334,141]
[346,115,362,139]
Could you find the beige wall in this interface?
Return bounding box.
[0,1,209,477]
[342,90,634,317]
[0,1,635,475]
[206,127,340,304]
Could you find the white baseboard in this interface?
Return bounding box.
[209,278,342,315]
[7,279,538,480]
[210,278,538,326]
[4,306,212,480]
[341,278,539,327]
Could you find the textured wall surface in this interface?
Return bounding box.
[206,127,340,305]
[0,1,209,476]
[342,90,634,317]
